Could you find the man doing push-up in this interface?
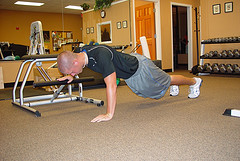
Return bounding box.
[57,45,202,123]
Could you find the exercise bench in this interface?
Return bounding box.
[12,54,104,117]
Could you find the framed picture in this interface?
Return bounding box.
[90,27,94,33]
[97,21,112,43]
[86,28,90,34]
[117,22,121,29]
[122,21,127,28]
[225,2,233,13]
[212,4,221,15]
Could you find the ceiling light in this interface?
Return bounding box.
[65,5,83,10]
[14,1,44,6]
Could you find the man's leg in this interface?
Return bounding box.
[170,75,196,85]
[169,75,202,98]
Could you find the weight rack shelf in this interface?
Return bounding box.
[201,41,240,44]
[198,72,240,75]
[197,37,240,76]
[200,56,240,59]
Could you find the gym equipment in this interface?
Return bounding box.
[33,77,94,87]
[12,55,104,117]
[227,50,234,58]
[207,51,217,58]
[226,64,234,73]
[212,63,220,73]
[233,49,240,58]
[197,65,204,72]
[140,36,151,59]
[223,109,240,118]
[205,64,213,73]
[197,63,210,72]
[216,51,222,58]
[221,50,228,58]
[210,63,218,73]
[28,21,45,55]
[202,36,240,43]
[12,21,104,117]
[232,64,240,73]
[202,53,209,58]
[219,64,227,73]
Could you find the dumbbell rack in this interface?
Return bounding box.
[198,39,240,76]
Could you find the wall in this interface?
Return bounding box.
[0,9,82,54]
[160,0,200,69]
[82,1,131,49]
[200,0,240,53]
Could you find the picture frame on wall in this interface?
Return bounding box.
[86,28,90,34]
[225,2,233,13]
[212,4,221,15]
[122,21,127,28]
[117,22,121,29]
[90,27,94,33]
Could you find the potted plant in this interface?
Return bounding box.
[94,0,114,11]
[81,3,90,11]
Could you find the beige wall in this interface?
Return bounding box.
[201,0,240,40]
[83,0,200,69]
[160,0,200,69]
[1,0,239,73]
[82,1,131,48]
[0,9,82,54]
[200,0,240,54]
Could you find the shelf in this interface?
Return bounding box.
[201,41,240,44]
[200,56,240,59]
[197,72,240,76]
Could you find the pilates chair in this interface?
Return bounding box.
[12,21,104,117]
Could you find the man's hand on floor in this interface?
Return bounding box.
[91,113,113,123]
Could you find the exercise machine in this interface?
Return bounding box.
[12,54,104,117]
[28,21,45,55]
[12,21,104,117]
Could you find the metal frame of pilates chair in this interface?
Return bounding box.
[12,54,104,117]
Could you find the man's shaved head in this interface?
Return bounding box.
[57,51,77,74]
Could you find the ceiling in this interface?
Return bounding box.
[0,0,96,15]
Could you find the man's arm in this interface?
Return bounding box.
[91,72,117,123]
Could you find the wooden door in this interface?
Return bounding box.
[135,3,156,60]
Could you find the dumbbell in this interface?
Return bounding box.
[226,64,234,73]
[232,64,240,73]
[205,63,218,73]
[219,64,227,73]
[212,63,220,73]
[233,49,240,58]
[208,51,218,58]
[197,63,210,72]
[220,50,228,58]
[227,50,234,58]
[203,53,209,58]
[232,37,238,42]
[205,64,213,73]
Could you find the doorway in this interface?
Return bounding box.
[172,5,188,70]
[171,3,193,71]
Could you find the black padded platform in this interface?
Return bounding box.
[21,54,59,60]
[33,77,94,87]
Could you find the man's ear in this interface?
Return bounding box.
[72,59,79,66]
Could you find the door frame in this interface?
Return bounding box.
[171,2,193,71]
[133,0,162,60]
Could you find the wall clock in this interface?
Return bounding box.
[101,10,106,18]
